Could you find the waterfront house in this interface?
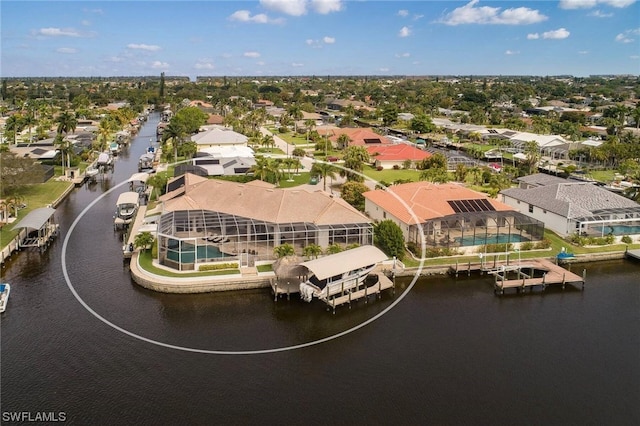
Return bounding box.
[156,173,374,271]
[318,128,392,149]
[191,126,249,150]
[366,144,430,169]
[364,181,544,252]
[500,181,640,239]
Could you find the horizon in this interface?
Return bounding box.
[2,1,640,79]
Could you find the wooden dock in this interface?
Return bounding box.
[321,273,395,314]
[271,279,300,301]
[450,258,586,295]
[625,249,640,261]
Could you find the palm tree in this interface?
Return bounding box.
[304,119,316,142]
[303,244,323,259]
[163,121,186,162]
[56,111,78,136]
[341,145,369,182]
[248,157,281,184]
[337,133,351,150]
[261,134,275,152]
[22,111,37,143]
[274,243,295,258]
[4,115,23,146]
[311,162,338,192]
[287,105,303,134]
[134,231,155,252]
[523,140,541,175]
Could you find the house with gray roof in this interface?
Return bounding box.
[501,182,640,239]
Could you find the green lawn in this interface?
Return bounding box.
[274,132,315,146]
[1,180,73,247]
[362,165,421,184]
[137,250,241,277]
[277,172,312,188]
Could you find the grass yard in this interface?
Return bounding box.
[277,172,312,188]
[1,180,73,247]
[137,250,241,277]
[362,165,422,184]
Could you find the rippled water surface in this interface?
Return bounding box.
[1,114,639,424]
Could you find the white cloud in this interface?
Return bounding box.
[291,62,304,67]
[615,28,640,43]
[150,61,169,69]
[527,33,540,39]
[379,68,390,73]
[579,50,590,54]
[559,0,635,8]
[588,9,614,17]
[260,0,307,16]
[244,51,261,58]
[127,43,161,51]
[542,28,571,39]
[630,55,640,59]
[395,52,410,58]
[438,0,547,25]
[81,20,91,26]
[398,9,409,17]
[229,10,281,24]
[56,47,77,54]
[505,50,519,55]
[399,26,411,37]
[311,0,343,14]
[194,61,215,70]
[38,27,81,37]
[306,37,335,48]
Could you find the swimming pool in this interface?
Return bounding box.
[597,225,640,236]
[166,243,225,263]
[456,233,530,247]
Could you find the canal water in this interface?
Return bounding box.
[1,114,639,425]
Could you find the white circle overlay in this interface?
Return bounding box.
[61,159,427,354]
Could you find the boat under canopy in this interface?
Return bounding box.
[300,245,388,281]
[11,207,59,250]
[116,191,140,207]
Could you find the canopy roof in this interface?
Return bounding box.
[116,192,139,206]
[11,207,55,231]
[127,172,150,183]
[300,245,387,281]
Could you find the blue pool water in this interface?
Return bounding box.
[598,225,640,236]
[167,244,224,263]
[456,233,530,247]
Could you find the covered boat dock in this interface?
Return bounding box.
[297,246,395,312]
[11,207,59,251]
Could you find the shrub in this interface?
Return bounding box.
[198,262,239,272]
[376,166,384,171]
[392,164,400,170]
[480,243,513,253]
[621,235,633,244]
[520,241,534,251]
[534,238,551,249]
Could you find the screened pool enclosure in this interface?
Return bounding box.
[157,209,374,271]
[407,210,545,250]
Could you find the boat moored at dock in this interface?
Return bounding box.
[0,283,10,313]
[114,192,140,229]
[297,245,390,305]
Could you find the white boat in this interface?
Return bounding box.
[97,152,113,167]
[138,152,155,172]
[0,283,10,313]
[85,166,99,178]
[298,245,388,302]
[114,191,140,228]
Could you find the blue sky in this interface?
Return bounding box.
[2,0,639,78]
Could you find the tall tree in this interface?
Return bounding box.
[341,145,369,182]
[374,220,405,261]
[311,162,338,192]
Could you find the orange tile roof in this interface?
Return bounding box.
[318,127,392,146]
[363,181,514,225]
[161,173,370,225]
[367,144,431,162]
